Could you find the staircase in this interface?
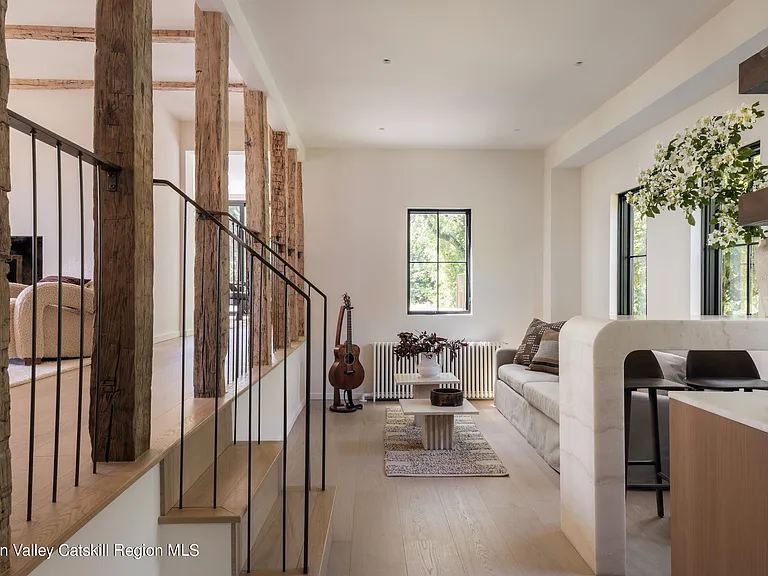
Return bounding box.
[151,180,334,576]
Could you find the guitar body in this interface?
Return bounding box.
[329,342,365,391]
[329,294,364,412]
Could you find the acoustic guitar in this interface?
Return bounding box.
[329,293,364,412]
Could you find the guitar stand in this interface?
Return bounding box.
[330,388,363,413]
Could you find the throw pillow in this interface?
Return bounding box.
[513,318,566,366]
[40,276,91,286]
[528,330,560,375]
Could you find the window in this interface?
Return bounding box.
[408,209,471,314]
[617,190,647,316]
[702,142,761,316]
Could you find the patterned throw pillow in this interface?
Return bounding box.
[513,318,566,366]
[528,330,560,375]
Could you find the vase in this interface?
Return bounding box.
[755,239,768,317]
[418,353,440,378]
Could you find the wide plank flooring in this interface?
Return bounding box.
[316,400,670,576]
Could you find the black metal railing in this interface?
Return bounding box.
[224,212,329,492]
[8,110,120,521]
[153,179,320,574]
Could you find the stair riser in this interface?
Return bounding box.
[160,405,234,514]
[234,457,281,575]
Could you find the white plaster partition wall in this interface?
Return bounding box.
[560,316,768,575]
[234,342,307,442]
[30,465,162,576]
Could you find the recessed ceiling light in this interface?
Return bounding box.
[378,127,386,131]
[382,58,392,64]
[575,61,584,66]
[514,128,521,132]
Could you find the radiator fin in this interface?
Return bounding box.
[371,341,504,401]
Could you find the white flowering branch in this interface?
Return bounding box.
[628,103,768,249]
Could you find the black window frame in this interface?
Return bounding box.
[407,208,472,315]
[617,189,647,316]
[702,141,761,316]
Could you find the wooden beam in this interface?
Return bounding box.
[740,46,768,95]
[270,130,288,350]
[286,148,298,342]
[0,0,12,568]
[6,25,194,43]
[194,5,229,398]
[10,79,245,92]
[89,0,154,462]
[296,161,306,338]
[244,89,273,364]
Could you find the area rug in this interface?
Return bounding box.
[8,357,91,388]
[384,406,508,477]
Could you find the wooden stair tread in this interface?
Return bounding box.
[159,441,282,524]
[245,487,336,576]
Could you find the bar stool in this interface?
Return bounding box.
[624,350,690,518]
[686,350,768,391]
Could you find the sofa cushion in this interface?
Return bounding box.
[498,363,558,396]
[522,381,560,424]
[528,329,560,375]
[513,318,566,366]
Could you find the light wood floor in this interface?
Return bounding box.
[314,400,670,576]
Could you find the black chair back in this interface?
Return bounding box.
[624,350,664,379]
[686,350,759,379]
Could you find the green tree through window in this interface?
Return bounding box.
[702,142,761,316]
[618,191,647,316]
[408,210,471,314]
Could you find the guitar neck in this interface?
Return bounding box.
[347,308,353,353]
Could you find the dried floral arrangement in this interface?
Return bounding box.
[393,331,467,360]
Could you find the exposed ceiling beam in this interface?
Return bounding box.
[10,79,245,92]
[740,46,768,94]
[6,25,194,43]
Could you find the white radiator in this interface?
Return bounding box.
[372,341,505,401]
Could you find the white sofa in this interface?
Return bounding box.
[494,347,681,478]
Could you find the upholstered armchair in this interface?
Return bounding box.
[9,282,95,363]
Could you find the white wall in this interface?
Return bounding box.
[7,90,184,341]
[303,148,544,395]
[580,81,767,318]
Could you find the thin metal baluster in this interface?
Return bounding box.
[179,201,189,508]
[303,297,311,574]
[232,233,237,446]
[322,293,327,491]
[258,244,264,445]
[247,253,255,573]
[282,278,288,573]
[52,142,64,502]
[75,153,85,487]
[26,131,39,521]
[92,167,103,474]
[213,228,222,508]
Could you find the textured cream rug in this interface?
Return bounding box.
[8,358,91,388]
[384,406,508,477]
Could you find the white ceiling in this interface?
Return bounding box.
[239,0,736,149]
[5,0,244,123]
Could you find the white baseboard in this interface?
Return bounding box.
[184,328,194,337]
[153,331,180,344]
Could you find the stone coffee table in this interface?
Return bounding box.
[399,399,479,450]
[393,372,460,426]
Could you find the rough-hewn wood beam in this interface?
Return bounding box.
[244,89,273,364]
[6,25,194,43]
[89,0,153,462]
[270,130,287,349]
[10,79,245,91]
[194,5,229,398]
[286,148,298,342]
[740,47,768,95]
[296,161,306,338]
[0,0,12,567]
